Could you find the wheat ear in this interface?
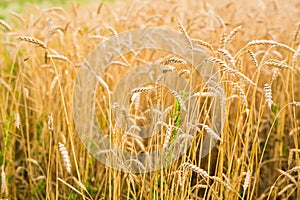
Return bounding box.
[291,102,300,107]
[16,36,47,49]
[48,113,54,132]
[199,123,221,141]
[181,162,210,178]
[0,19,12,32]
[264,59,293,70]
[178,21,192,49]
[1,165,8,197]
[58,142,72,174]
[292,23,300,46]
[243,170,251,194]
[225,25,242,45]
[292,45,300,67]
[264,83,273,108]
[162,57,187,65]
[14,113,20,129]
[192,38,214,51]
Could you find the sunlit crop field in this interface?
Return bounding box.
[0,0,300,199]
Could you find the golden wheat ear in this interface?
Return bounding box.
[264,83,273,109]
[16,35,47,49]
[1,165,8,197]
[58,142,72,174]
[0,19,12,32]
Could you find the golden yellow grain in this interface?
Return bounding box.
[247,40,295,53]
[162,57,187,65]
[225,25,242,45]
[1,165,8,197]
[264,59,293,70]
[192,38,214,52]
[0,19,12,32]
[264,83,273,108]
[16,36,47,49]
[292,23,300,45]
[58,142,72,174]
[178,21,192,49]
[247,50,258,67]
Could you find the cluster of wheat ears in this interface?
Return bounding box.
[0,0,300,199]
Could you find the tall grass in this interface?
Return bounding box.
[0,0,300,199]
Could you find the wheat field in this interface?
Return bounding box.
[0,0,300,199]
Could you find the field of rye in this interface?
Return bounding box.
[0,0,300,199]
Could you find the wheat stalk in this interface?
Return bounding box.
[10,11,25,24]
[277,184,295,197]
[96,75,110,92]
[0,77,12,92]
[57,178,89,199]
[277,169,297,185]
[97,2,103,15]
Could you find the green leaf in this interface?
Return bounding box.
[0,151,3,166]
[271,103,278,115]
[8,175,14,184]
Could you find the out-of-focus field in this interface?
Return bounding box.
[0,0,97,19]
[0,0,300,199]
